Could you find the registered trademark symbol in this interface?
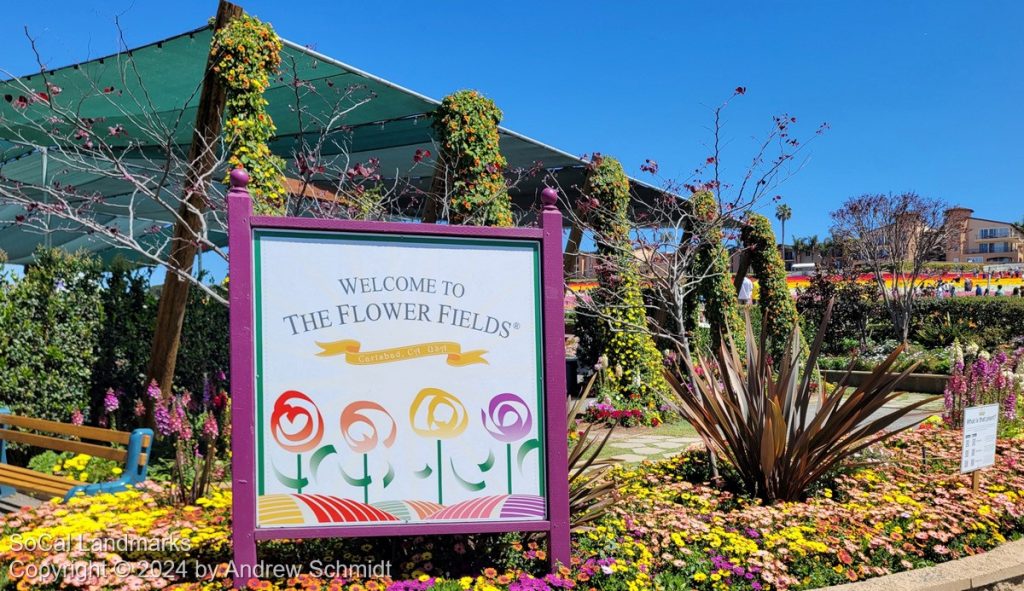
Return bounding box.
[513,322,521,330]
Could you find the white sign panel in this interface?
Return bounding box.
[251,230,546,528]
[961,404,999,473]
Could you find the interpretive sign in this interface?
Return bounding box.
[961,404,999,474]
[227,170,570,579]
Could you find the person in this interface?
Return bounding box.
[738,275,754,305]
[976,284,983,296]
[965,278,973,292]
[1013,287,1020,297]
[996,285,1004,296]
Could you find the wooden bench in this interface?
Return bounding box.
[0,408,154,502]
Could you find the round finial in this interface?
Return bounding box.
[541,187,558,208]
[229,167,250,188]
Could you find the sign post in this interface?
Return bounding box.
[229,169,569,583]
[960,403,999,493]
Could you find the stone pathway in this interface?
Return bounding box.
[0,491,40,514]
[603,433,703,463]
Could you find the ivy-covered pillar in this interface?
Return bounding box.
[586,155,668,424]
[428,90,513,227]
[742,213,802,360]
[216,14,285,213]
[688,191,744,353]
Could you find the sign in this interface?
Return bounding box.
[961,404,999,473]
[227,170,570,578]
[254,231,546,526]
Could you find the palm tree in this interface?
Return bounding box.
[791,236,808,260]
[806,234,821,263]
[820,234,845,270]
[1012,217,1024,238]
[775,204,792,257]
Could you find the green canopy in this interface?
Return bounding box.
[0,25,662,265]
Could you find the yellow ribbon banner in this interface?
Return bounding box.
[314,339,488,367]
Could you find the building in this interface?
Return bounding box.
[944,208,1024,264]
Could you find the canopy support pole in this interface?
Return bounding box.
[733,248,751,292]
[563,212,584,277]
[145,0,243,418]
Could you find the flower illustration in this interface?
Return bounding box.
[481,393,532,443]
[409,388,468,504]
[341,401,397,454]
[270,390,324,453]
[340,401,398,503]
[409,388,468,440]
[481,392,534,494]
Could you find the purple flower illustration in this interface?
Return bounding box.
[481,393,534,494]
[482,393,533,443]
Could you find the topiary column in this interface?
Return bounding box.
[586,155,669,423]
[742,213,803,361]
[212,13,286,214]
[689,191,744,353]
[431,90,513,227]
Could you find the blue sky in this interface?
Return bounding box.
[2,0,1022,247]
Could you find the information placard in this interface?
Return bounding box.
[961,404,999,473]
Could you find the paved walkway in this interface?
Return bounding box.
[0,492,40,514]
[603,433,703,463]
[601,402,937,464]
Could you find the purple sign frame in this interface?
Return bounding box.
[228,169,570,581]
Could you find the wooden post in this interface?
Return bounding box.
[145,0,243,411]
[972,470,981,493]
[563,213,584,277]
[733,248,751,292]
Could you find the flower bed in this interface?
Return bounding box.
[1,428,1022,591]
[605,426,1024,589]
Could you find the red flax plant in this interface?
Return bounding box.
[665,300,939,502]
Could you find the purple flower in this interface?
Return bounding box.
[154,405,173,436]
[543,574,575,589]
[202,414,219,440]
[103,388,120,413]
[70,410,84,426]
[146,380,161,400]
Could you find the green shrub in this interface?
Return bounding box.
[0,251,228,427]
[908,297,1024,350]
[914,312,972,348]
[27,450,122,483]
[819,342,954,374]
[796,272,880,354]
[0,248,104,422]
[176,280,230,397]
[90,262,156,423]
